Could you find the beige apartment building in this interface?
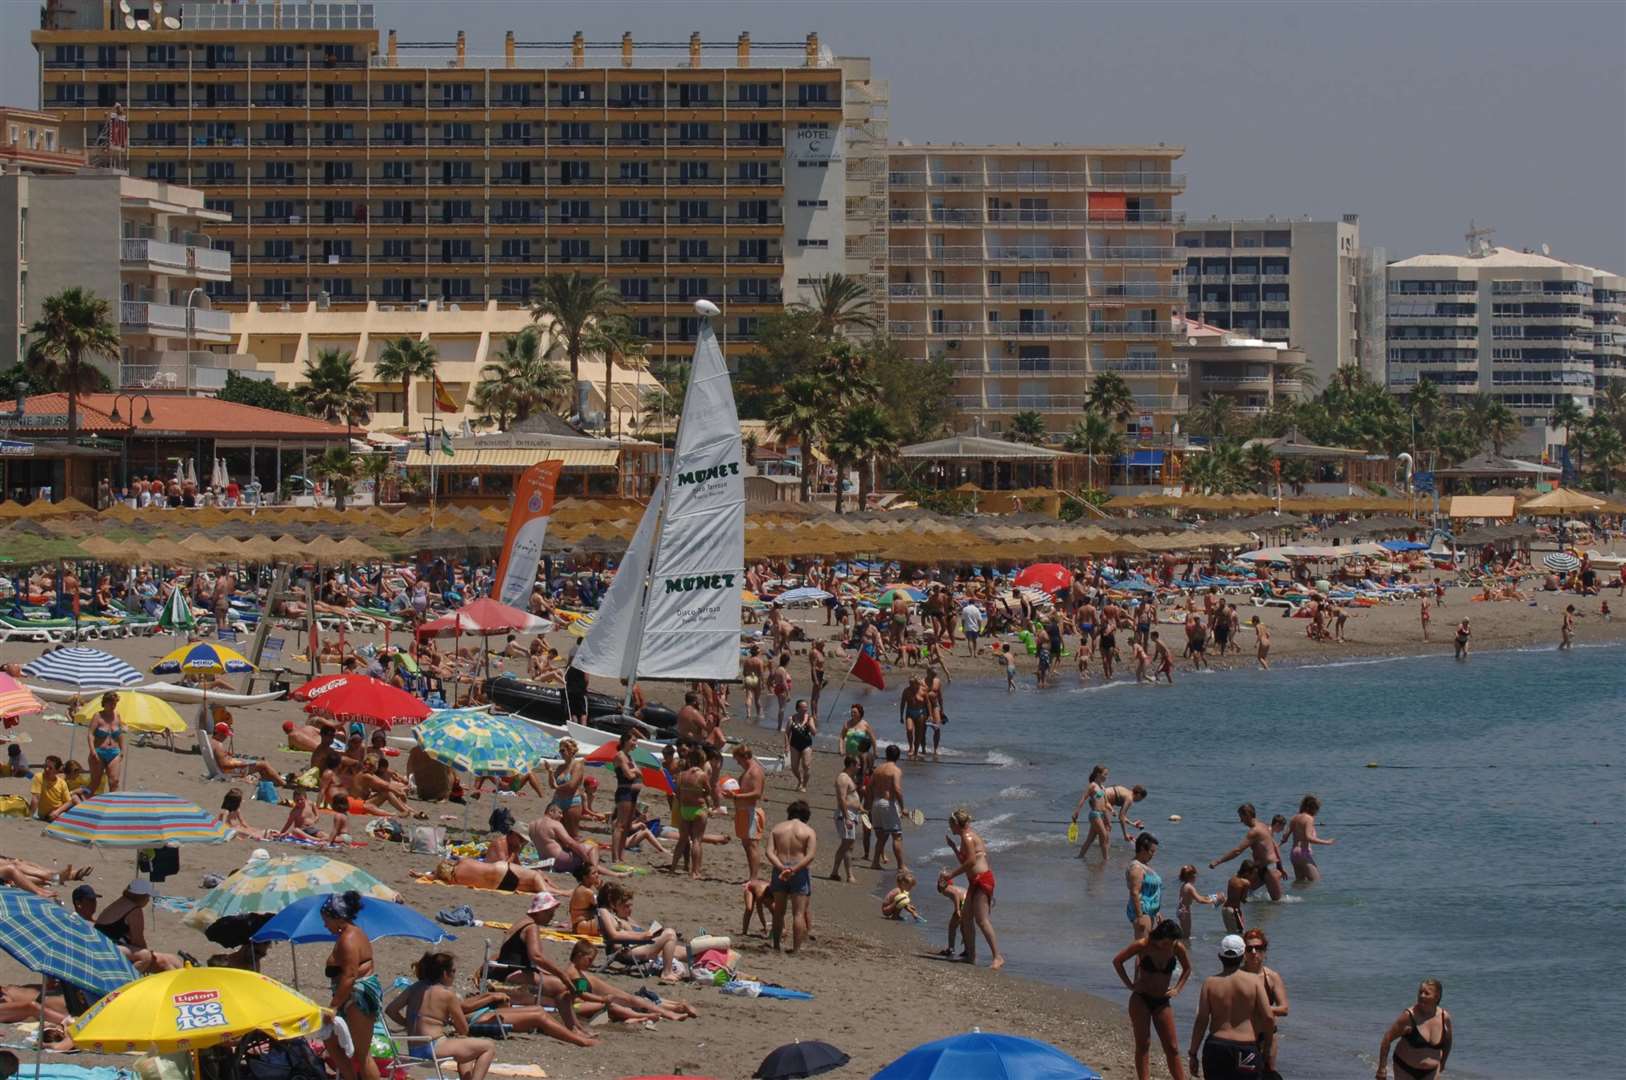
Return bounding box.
[1175,315,1308,418]
[885,145,1186,438]
[33,0,888,373]
[228,299,657,435]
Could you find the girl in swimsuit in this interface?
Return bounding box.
[1070,765,1112,859]
[1286,794,1336,884]
[609,732,642,864]
[87,694,125,795]
[1376,978,1451,1080]
[382,951,495,1079]
[1175,864,1222,942]
[549,740,584,838]
[1112,919,1192,1080]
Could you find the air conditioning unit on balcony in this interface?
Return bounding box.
[946,340,961,349]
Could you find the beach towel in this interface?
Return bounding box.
[273,834,368,850]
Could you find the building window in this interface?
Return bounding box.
[374,391,405,414]
[498,277,531,299]
[736,83,772,105]
[677,123,710,143]
[797,84,831,105]
[795,198,827,208]
[677,239,710,260]
[797,238,829,248]
[738,162,771,182]
[559,238,591,262]
[736,122,770,144]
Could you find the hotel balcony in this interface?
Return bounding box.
[1088,321,1180,339]
[957,394,1088,412]
[118,350,268,392]
[1089,283,1187,302]
[119,301,232,342]
[1091,246,1181,263]
[120,237,232,281]
[986,320,1081,337]
[955,358,1090,377]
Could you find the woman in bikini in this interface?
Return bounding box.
[321,891,382,1080]
[1112,919,1192,1080]
[899,677,930,762]
[87,693,125,795]
[432,858,556,894]
[609,731,642,864]
[548,739,585,839]
[383,951,495,1080]
[670,749,711,880]
[1376,978,1451,1080]
[1242,928,1289,1077]
[1286,794,1336,884]
[1070,764,1112,859]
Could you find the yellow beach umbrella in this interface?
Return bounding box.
[69,968,324,1053]
[71,691,188,734]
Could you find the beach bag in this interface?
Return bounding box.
[0,795,28,818]
[254,779,279,803]
[409,824,445,855]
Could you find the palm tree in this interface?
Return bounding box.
[529,273,622,420]
[1186,394,1240,439]
[1481,398,1519,456]
[765,373,831,502]
[1407,378,1443,437]
[1550,395,1585,482]
[1005,410,1048,445]
[310,446,359,511]
[293,348,371,441]
[373,336,438,426]
[1063,410,1123,491]
[25,286,120,446]
[1087,371,1136,426]
[584,315,647,436]
[1280,456,1314,495]
[1243,441,1277,494]
[1583,419,1623,491]
[794,273,880,337]
[826,401,899,512]
[1596,378,1626,429]
[359,451,395,505]
[473,326,571,431]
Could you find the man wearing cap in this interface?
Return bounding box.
[208,723,284,785]
[70,883,99,923]
[1187,934,1274,1080]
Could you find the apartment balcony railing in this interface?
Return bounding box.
[1274,379,1306,393]
[119,351,262,392]
[1229,273,1259,285]
[1199,374,1274,387]
[1089,172,1187,189]
[1088,321,1179,338]
[1259,300,1291,311]
[889,321,972,337]
[977,394,1089,411]
[957,358,1090,376]
[1132,394,1189,411]
[1100,359,1176,374]
[987,320,1080,336]
[1090,283,1188,301]
[988,247,1086,262]
[1092,246,1180,262]
[119,301,232,337]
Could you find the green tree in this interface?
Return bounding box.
[1582,419,1623,491]
[583,315,646,436]
[826,401,899,512]
[1063,410,1124,491]
[293,348,370,440]
[1549,395,1585,481]
[1186,394,1240,439]
[529,272,622,420]
[1281,456,1314,495]
[472,326,571,431]
[1005,410,1048,445]
[793,273,881,337]
[1464,395,1518,455]
[217,371,304,414]
[638,360,686,442]
[870,339,957,446]
[1407,378,1444,439]
[765,373,833,502]
[1086,371,1136,426]
[358,450,395,504]
[737,308,825,419]
[25,286,120,445]
[373,336,439,424]
[310,446,359,510]
[1243,441,1277,494]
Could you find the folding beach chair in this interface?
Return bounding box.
[595,911,656,977]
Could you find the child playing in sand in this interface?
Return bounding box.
[881,870,921,922]
[1223,860,1254,933]
[1175,864,1222,941]
[740,878,772,936]
[274,789,322,842]
[215,788,265,841]
[936,870,967,958]
[322,792,350,846]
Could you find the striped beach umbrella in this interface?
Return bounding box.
[152,641,255,676]
[45,791,232,848]
[1543,552,1581,574]
[155,590,195,633]
[0,888,138,996]
[22,647,142,689]
[185,855,400,930]
[414,708,559,777]
[0,672,44,719]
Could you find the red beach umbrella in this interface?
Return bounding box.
[298,674,431,729]
[1014,562,1073,594]
[583,740,675,795]
[416,597,547,638]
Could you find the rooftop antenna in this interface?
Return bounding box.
[1540,243,1551,257]
[1465,220,1495,257]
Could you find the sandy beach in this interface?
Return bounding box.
[0,581,1619,1079]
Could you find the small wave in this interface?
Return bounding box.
[997,784,1037,800]
[986,750,1021,768]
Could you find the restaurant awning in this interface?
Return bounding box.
[404,448,621,470]
[1447,495,1516,519]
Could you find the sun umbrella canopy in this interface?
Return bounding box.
[1013,563,1073,594]
[46,791,232,848]
[156,590,195,632]
[152,641,255,676]
[22,647,141,689]
[69,968,322,1054]
[1521,487,1604,514]
[416,597,548,638]
[186,855,400,929]
[872,1032,1102,1080]
[297,674,431,728]
[252,892,451,946]
[71,691,187,734]
[0,888,139,996]
[1543,552,1581,573]
[772,587,834,605]
[876,587,926,605]
[754,1039,850,1079]
[0,673,44,719]
[583,740,674,794]
[414,708,559,776]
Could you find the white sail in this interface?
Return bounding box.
[637,320,745,680]
[572,482,664,682]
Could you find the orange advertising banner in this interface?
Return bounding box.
[492,460,564,607]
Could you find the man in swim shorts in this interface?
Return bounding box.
[1187,934,1275,1080]
[829,755,863,883]
[867,744,908,871]
[726,745,766,883]
[766,800,817,955]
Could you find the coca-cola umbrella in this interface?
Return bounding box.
[294,674,430,729]
[1013,562,1073,595]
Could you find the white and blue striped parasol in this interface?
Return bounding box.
[22,647,142,689]
[1543,552,1581,574]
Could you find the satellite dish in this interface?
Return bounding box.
[693,298,720,317]
[119,0,132,12]
[163,15,180,28]
[1540,243,1551,256]
[136,18,151,30]
[151,0,163,11]
[123,14,136,28]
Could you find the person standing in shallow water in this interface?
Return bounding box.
[942,807,1003,969]
[1113,918,1192,1080]
[1285,794,1336,884]
[1376,978,1452,1080]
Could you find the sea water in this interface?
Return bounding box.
[817,644,1623,1077]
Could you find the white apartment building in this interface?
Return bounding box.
[1177,216,1374,390]
[886,146,1186,439]
[1386,244,1625,454]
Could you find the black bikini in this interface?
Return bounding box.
[1134,953,1179,1015]
[1393,1008,1446,1079]
[498,866,520,892]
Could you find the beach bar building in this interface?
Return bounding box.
[403,430,661,505]
[898,434,1084,492]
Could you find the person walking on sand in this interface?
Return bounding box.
[1210,803,1285,901]
[741,645,765,723]
[829,755,863,882]
[1250,616,1271,670]
[1560,604,1576,649]
[1453,617,1471,660]
[1113,919,1192,1080]
[943,808,1004,969]
[808,639,826,717]
[1186,935,1275,1080]
[868,744,908,871]
[766,800,817,955]
[1126,832,1163,940]
[1419,596,1431,642]
[725,745,765,884]
[1376,978,1451,1080]
[1285,794,1336,884]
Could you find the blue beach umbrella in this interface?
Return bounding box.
[0,888,139,997]
[22,647,142,689]
[253,893,452,946]
[151,641,255,676]
[872,1032,1101,1080]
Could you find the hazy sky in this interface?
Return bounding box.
[10,0,1623,269]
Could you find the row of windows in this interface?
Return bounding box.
[1387,348,1479,362]
[1389,279,1477,296]
[145,160,785,185]
[138,120,788,142]
[1386,300,1475,317]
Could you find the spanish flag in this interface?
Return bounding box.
[431,375,458,413]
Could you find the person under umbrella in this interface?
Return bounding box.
[321,891,383,1080]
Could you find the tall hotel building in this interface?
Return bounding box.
[884,146,1186,438]
[33,0,890,369]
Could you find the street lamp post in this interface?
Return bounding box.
[184,286,207,372]
[421,415,447,527]
[107,392,153,493]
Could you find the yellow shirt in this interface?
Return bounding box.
[30,774,70,820]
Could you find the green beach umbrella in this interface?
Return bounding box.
[156,589,195,633]
[414,708,559,777]
[185,854,399,930]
